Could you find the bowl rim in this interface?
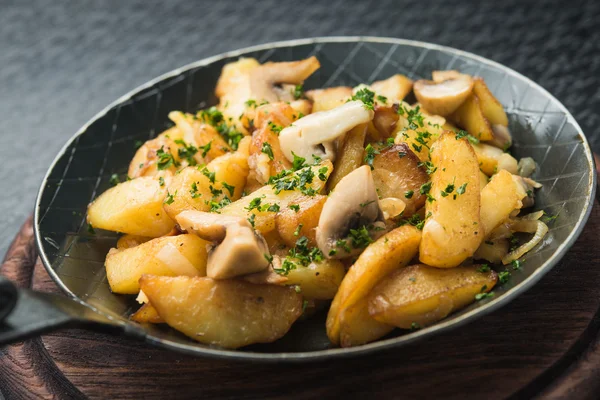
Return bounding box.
[34,36,598,362]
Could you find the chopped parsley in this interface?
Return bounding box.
[190,182,202,198]
[261,142,274,160]
[294,224,303,236]
[268,121,283,135]
[289,204,300,212]
[292,152,306,170]
[404,190,414,199]
[264,253,274,265]
[246,196,264,211]
[397,213,426,230]
[247,213,256,228]
[498,270,511,284]
[174,139,198,166]
[477,264,491,272]
[221,182,235,197]
[410,322,421,330]
[164,190,176,205]
[377,94,388,104]
[351,87,376,110]
[208,197,231,212]
[348,226,374,249]
[245,99,257,108]
[318,166,328,182]
[293,84,304,100]
[364,143,380,170]
[134,140,143,149]
[511,259,522,270]
[87,223,95,235]
[419,182,432,195]
[209,185,222,198]
[197,106,224,126]
[360,200,376,208]
[541,212,559,223]
[199,141,212,158]
[156,146,178,170]
[200,167,216,183]
[265,203,280,213]
[109,173,120,186]
[398,151,406,158]
[419,161,437,175]
[475,285,494,300]
[336,239,351,253]
[158,176,165,187]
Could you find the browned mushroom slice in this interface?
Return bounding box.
[316,166,386,259]
[371,143,429,216]
[175,211,270,279]
[414,72,474,117]
[249,57,320,103]
[370,103,400,141]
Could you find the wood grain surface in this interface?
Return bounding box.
[0,199,599,399]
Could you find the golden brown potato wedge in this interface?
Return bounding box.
[327,225,422,346]
[419,132,481,268]
[370,74,413,102]
[285,258,346,300]
[368,264,498,328]
[472,142,518,176]
[479,171,489,191]
[169,111,231,164]
[248,103,296,183]
[105,234,209,294]
[480,170,527,237]
[393,103,447,162]
[163,139,250,220]
[371,143,429,216]
[449,94,494,141]
[220,161,332,235]
[339,299,394,348]
[128,128,182,178]
[327,124,368,191]
[140,275,303,349]
[472,78,508,127]
[87,177,175,237]
[305,86,353,113]
[276,194,327,248]
[116,234,152,250]
[131,303,164,324]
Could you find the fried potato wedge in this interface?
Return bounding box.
[220,161,332,235]
[449,94,494,141]
[116,234,152,250]
[285,259,346,300]
[163,138,250,220]
[276,194,326,248]
[327,225,422,346]
[419,132,481,268]
[128,128,182,178]
[327,124,368,191]
[370,74,413,102]
[371,143,429,216]
[339,299,394,348]
[87,177,175,237]
[131,303,164,324]
[368,264,498,328]
[472,142,518,176]
[140,275,303,349]
[472,78,508,127]
[480,170,527,237]
[105,234,209,294]
[305,86,353,113]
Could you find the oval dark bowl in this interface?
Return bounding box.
[34,37,597,362]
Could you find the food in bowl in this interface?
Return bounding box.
[86,56,548,348]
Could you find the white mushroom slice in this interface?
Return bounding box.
[176,210,248,242]
[176,210,271,279]
[249,57,320,103]
[316,165,386,258]
[414,72,474,117]
[278,100,374,163]
[207,224,270,279]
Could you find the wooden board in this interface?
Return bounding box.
[0,202,599,399]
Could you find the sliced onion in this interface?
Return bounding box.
[136,290,149,304]
[501,220,548,265]
[520,210,544,221]
[509,219,539,233]
[155,242,201,276]
[518,157,536,177]
[379,197,406,220]
[523,177,542,189]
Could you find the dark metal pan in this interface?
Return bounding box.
[1,37,596,362]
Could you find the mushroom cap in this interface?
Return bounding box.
[413,72,474,117]
[207,224,270,280]
[278,100,374,163]
[175,210,249,242]
[316,165,385,258]
[249,56,320,103]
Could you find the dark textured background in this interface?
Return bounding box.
[1,0,598,259]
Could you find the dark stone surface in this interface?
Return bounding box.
[1,0,598,258]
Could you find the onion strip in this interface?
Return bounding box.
[501,220,548,265]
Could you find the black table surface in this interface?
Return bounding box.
[1,0,598,259]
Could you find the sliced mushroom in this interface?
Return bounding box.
[278,100,374,163]
[316,165,386,259]
[249,57,320,103]
[371,103,400,140]
[513,175,541,209]
[414,72,474,117]
[175,211,270,279]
